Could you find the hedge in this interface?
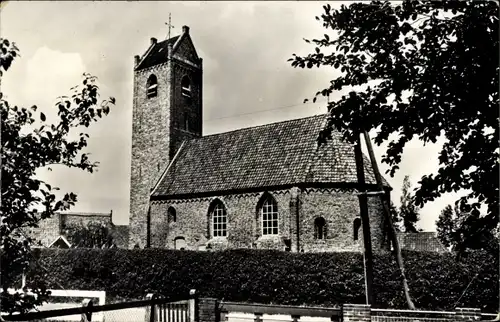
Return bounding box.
[25,248,498,312]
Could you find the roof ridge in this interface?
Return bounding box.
[200,113,326,139]
[57,212,111,216]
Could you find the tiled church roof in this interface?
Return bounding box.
[136,36,180,71]
[152,114,390,198]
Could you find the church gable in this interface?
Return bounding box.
[135,36,179,71]
[135,26,199,71]
[172,33,199,64]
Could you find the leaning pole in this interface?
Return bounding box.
[353,134,374,305]
[362,130,416,310]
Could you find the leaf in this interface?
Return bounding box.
[40,112,46,122]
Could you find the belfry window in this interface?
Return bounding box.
[181,76,191,97]
[147,74,158,98]
[261,195,279,235]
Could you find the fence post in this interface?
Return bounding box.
[342,304,371,322]
[189,289,197,322]
[145,293,156,322]
[80,299,93,322]
[455,308,481,321]
[21,271,26,289]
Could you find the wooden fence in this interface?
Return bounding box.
[1,291,196,322]
[1,290,497,322]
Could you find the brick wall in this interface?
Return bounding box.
[196,300,488,322]
[129,35,202,249]
[28,212,112,247]
[198,298,219,322]
[130,63,172,249]
[61,213,111,228]
[148,187,385,252]
[343,304,371,322]
[299,188,384,252]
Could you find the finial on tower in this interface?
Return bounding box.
[165,13,175,40]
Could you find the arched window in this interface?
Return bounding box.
[181,76,191,97]
[147,74,158,98]
[167,207,176,224]
[353,218,362,241]
[209,200,227,237]
[260,194,279,236]
[314,217,327,240]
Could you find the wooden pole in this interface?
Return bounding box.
[362,130,416,310]
[354,134,374,305]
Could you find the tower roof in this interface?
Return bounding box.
[135,25,199,71]
[135,36,180,71]
[151,114,391,199]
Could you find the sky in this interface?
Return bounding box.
[1,1,465,229]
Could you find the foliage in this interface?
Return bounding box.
[437,204,499,256]
[0,38,115,314]
[398,176,420,233]
[289,1,499,250]
[24,248,499,312]
[389,201,402,232]
[64,221,115,249]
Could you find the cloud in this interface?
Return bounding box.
[3,46,86,124]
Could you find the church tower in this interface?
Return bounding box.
[129,26,203,248]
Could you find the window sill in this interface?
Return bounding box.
[257,235,281,241]
[209,236,228,240]
[207,237,228,244]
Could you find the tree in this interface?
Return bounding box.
[290,0,498,250]
[0,38,115,314]
[436,205,456,249]
[389,201,402,232]
[64,221,115,249]
[437,204,498,256]
[289,0,498,308]
[399,176,420,233]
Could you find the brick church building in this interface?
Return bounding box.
[129,26,392,252]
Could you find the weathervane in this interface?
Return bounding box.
[165,13,175,40]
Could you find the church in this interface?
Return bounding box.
[128,25,392,252]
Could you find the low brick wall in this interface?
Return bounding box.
[197,300,491,322]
